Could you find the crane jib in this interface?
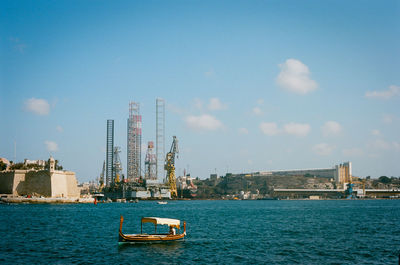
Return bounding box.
[165,136,179,198]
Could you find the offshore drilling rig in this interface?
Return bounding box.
[98,99,179,200]
[144,141,157,180]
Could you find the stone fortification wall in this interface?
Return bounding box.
[0,169,79,198]
[0,170,28,195]
[13,171,27,195]
[51,171,80,198]
[24,170,52,196]
[0,171,15,194]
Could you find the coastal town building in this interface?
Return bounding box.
[24,159,46,167]
[250,161,352,184]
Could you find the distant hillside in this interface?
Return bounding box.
[193,174,400,199]
[194,174,334,199]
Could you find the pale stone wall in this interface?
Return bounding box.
[64,172,80,198]
[0,169,80,198]
[13,171,28,195]
[51,172,68,197]
[51,171,80,198]
[0,170,28,195]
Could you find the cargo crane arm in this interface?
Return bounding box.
[347,175,366,198]
[165,136,178,198]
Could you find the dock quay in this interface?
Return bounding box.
[0,195,94,204]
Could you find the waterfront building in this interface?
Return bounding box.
[24,159,46,167]
[245,161,352,184]
[0,156,80,198]
[334,162,352,183]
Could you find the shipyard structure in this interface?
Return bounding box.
[98,99,181,200]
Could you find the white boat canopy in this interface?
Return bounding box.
[141,217,180,228]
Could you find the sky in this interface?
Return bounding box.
[1,0,399,182]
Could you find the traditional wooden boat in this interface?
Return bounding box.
[118,216,186,244]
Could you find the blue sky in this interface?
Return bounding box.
[1,0,399,182]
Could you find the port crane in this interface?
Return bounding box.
[165,136,178,198]
[346,175,366,199]
[113,146,123,184]
[99,161,105,191]
[350,176,366,197]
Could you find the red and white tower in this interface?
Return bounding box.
[144,141,157,180]
[127,102,142,181]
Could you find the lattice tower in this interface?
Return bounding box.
[144,141,157,180]
[127,102,142,181]
[113,146,123,183]
[106,119,114,187]
[156,98,165,182]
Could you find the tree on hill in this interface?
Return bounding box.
[0,161,7,171]
[44,159,63,170]
[9,163,27,170]
[378,176,391,184]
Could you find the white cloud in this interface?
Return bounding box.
[365,85,400,99]
[322,121,342,137]
[342,148,364,157]
[260,122,311,137]
[185,114,223,131]
[204,68,215,78]
[313,143,335,156]
[368,139,391,150]
[208,98,227,111]
[382,114,394,124]
[238,128,249,135]
[276,59,318,94]
[283,122,311,137]
[371,129,381,136]
[56,125,63,133]
[45,141,58,152]
[367,139,400,152]
[252,107,263,115]
[193,98,203,110]
[259,122,279,136]
[24,98,50,115]
[166,103,186,115]
[393,142,400,151]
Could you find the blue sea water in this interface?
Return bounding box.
[1,200,399,264]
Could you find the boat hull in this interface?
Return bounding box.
[118,216,186,244]
[119,232,185,244]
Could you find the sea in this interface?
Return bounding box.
[1,200,399,264]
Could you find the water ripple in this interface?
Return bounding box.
[1,200,399,264]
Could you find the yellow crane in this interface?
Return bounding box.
[349,175,366,197]
[99,161,105,192]
[165,136,179,198]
